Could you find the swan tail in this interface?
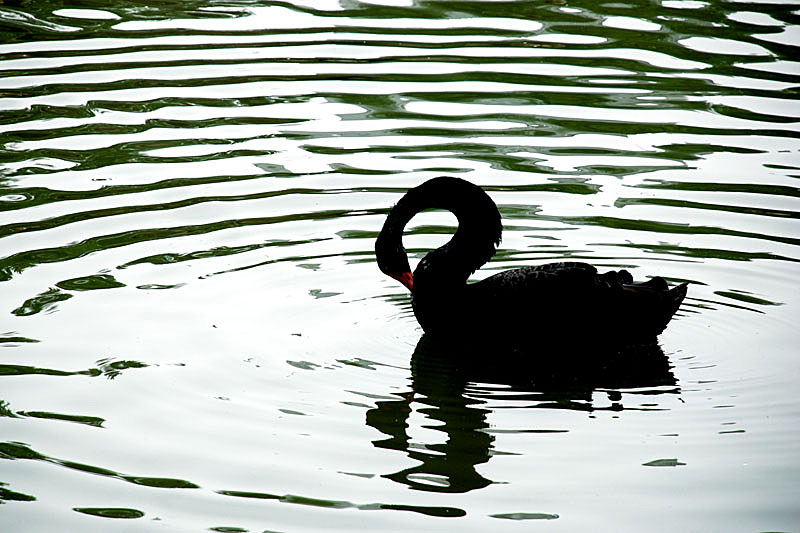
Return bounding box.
[666,282,689,318]
[656,281,689,334]
[627,278,688,336]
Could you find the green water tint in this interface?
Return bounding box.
[0,481,36,503]
[73,507,145,519]
[1,0,798,531]
[0,358,147,378]
[217,489,467,517]
[0,441,199,488]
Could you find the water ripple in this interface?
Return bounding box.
[1,1,799,531]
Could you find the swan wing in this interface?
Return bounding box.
[467,262,685,340]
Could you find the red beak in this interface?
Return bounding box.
[388,271,413,292]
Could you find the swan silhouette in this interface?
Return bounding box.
[375,176,688,346]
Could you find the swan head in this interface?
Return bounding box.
[375,227,413,291]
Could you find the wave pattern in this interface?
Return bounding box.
[1,1,799,531]
[1,3,797,295]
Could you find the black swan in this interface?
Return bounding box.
[375,176,688,346]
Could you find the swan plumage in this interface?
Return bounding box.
[376,176,688,345]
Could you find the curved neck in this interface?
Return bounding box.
[385,177,502,288]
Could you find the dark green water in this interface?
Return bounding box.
[1,1,799,531]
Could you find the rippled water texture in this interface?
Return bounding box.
[1,1,799,531]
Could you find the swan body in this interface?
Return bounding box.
[375,176,688,345]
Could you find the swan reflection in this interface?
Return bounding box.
[366,336,679,493]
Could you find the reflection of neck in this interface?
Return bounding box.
[365,344,494,493]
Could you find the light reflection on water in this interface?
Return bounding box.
[1,1,799,531]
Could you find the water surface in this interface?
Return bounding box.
[1,1,799,531]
